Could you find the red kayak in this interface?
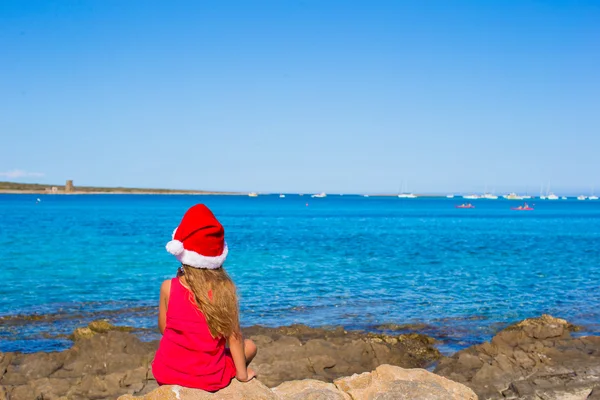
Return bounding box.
[511,206,534,211]
[456,204,475,209]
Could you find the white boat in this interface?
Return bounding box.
[279,194,285,198]
[312,192,327,198]
[248,192,258,197]
[561,196,568,200]
[363,194,369,198]
[482,193,498,200]
[547,193,559,200]
[577,195,587,201]
[504,193,523,200]
[522,195,532,199]
[397,181,417,198]
[590,196,599,200]
[446,194,455,199]
[539,195,547,200]
[463,194,479,200]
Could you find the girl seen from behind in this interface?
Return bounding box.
[152,204,257,391]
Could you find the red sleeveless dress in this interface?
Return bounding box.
[152,278,237,391]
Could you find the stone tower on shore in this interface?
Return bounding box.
[65,180,74,193]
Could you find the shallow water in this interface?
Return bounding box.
[1,194,599,353]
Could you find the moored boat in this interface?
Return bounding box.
[504,193,523,200]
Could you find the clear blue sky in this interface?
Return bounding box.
[1,1,599,194]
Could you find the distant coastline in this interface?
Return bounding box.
[0,181,241,195]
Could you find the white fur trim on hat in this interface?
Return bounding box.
[166,241,228,270]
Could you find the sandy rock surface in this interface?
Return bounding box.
[120,365,477,400]
[334,364,477,400]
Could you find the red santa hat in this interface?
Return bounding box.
[165,204,228,269]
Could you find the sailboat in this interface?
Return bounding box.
[482,184,498,199]
[397,181,417,198]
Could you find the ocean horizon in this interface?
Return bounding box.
[1,194,599,354]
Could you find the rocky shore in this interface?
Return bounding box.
[0,315,598,399]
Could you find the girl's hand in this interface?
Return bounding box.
[236,367,256,382]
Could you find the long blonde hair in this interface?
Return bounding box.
[180,265,240,338]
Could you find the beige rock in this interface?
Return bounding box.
[89,319,134,333]
[71,327,95,340]
[273,379,351,400]
[118,379,278,400]
[334,364,478,400]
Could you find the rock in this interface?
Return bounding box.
[7,316,597,400]
[121,365,476,400]
[2,331,156,399]
[89,319,134,334]
[1,352,65,386]
[0,324,440,399]
[248,327,440,387]
[502,314,580,339]
[0,353,14,380]
[333,364,477,400]
[71,320,134,341]
[117,379,278,399]
[435,314,600,400]
[7,377,73,400]
[72,327,95,340]
[588,386,600,399]
[272,379,351,399]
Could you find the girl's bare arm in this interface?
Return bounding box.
[228,332,255,382]
[158,279,171,334]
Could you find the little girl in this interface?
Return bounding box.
[152,204,257,391]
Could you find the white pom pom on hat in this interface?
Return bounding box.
[165,204,228,269]
[165,239,185,256]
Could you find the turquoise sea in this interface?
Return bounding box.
[1,194,599,354]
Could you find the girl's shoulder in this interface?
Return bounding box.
[160,279,173,300]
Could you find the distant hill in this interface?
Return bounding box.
[0,181,235,194]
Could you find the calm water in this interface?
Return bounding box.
[1,194,599,353]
